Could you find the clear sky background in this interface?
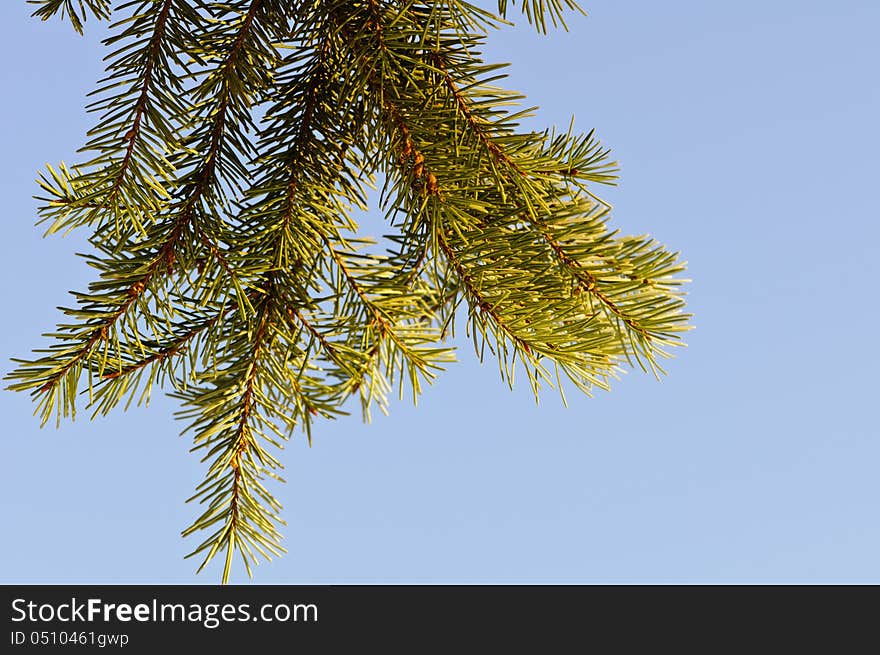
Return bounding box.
[1,1,878,584]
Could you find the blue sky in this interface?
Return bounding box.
[1,0,878,583]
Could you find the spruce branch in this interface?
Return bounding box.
[496,0,586,33]
[8,0,692,582]
[38,0,185,240]
[345,0,687,397]
[426,47,687,370]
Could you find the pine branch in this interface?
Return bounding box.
[179,288,287,584]
[427,48,679,364]
[241,0,451,410]
[7,0,279,425]
[38,0,185,240]
[174,1,448,578]
[348,1,688,396]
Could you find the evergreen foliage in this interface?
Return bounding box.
[9,0,691,582]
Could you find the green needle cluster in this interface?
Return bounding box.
[9,0,691,583]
